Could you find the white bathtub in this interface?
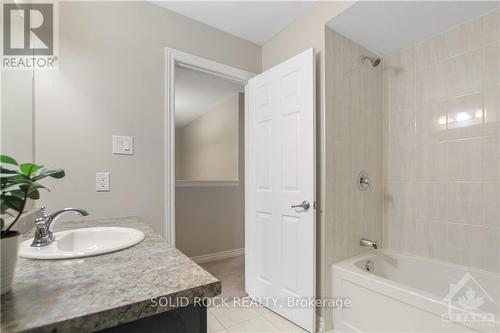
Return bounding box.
[332,251,499,333]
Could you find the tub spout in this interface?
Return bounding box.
[360,237,378,250]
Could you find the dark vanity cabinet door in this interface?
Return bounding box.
[98,305,207,333]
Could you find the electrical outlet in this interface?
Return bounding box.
[96,172,110,192]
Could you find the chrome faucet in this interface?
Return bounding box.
[31,207,89,247]
[360,237,378,250]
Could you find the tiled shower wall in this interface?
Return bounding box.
[326,28,383,263]
[321,27,383,327]
[384,9,500,273]
[324,27,383,329]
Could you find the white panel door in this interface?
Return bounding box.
[245,48,316,332]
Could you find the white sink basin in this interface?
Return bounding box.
[19,227,145,260]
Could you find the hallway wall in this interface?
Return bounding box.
[176,94,245,257]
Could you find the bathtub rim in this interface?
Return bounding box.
[332,249,500,331]
[333,249,499,280]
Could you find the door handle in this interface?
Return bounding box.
[291,200,310,210]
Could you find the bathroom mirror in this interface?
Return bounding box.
[1,69,34,163]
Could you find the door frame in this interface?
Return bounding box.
[164,48,255,243]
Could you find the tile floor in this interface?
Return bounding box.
[200,255,246,297]
[200,255,308,333]
[208,302,307,333]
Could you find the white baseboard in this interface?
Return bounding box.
[176,180,240,187]
[191,248,245,264]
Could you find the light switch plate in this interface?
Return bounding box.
[96,172,110,192]
[112,135,134,155]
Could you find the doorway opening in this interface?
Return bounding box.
[164,49,254,298]
[175,65,246,297]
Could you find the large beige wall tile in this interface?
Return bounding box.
[384,8,500,274]
[415,33,446,69]
[483,40,500,88]
[446,92,484,139]
[484,9,500,44]
[446,17,483,57]
[484,87,500,135]
[446,49,483,97]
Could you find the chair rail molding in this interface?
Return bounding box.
[164,48,255,244]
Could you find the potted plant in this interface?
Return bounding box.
[0,155,65,294]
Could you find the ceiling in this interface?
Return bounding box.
[327,1,500,56]
[153,1,315,45]
[175,66,243,128]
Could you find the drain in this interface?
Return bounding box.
[365,260,373,272]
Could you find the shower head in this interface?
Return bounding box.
[361,55,382,67]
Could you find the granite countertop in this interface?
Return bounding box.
[1,217,221,333]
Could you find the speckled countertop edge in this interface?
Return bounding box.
[1,217,221,333]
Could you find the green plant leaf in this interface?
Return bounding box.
[2,196,24,212]
[1,157,65,232]
[0,199,16,216]
[2,190,26,199]
[0,174,20,181]
[27,189,40,200]
[32,168,65,181]
[0,184,23,193]
[1,177,33,189]
[0,155,18,166]
[0,201,8,215]
[24,182,49,196]
[20,163,43,177]
[29,182,48,190]
[0,167,18,174]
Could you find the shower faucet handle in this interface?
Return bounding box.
[358,171,371,191]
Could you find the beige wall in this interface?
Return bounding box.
[176,93,240,181]
[261,2,355,330]
[33,1,260,236]
[176,94,245,257]
[175,184,244,257]
[1,71,33,163]
[383,8,500,273]
[1,16,33,163]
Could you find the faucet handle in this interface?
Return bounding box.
[35,207,47,224]
[358,171,371,191]
[360,237,379,250]
[31,207,89,247]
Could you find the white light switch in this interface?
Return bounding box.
[96,172,110,192]
[112,135,134,155]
